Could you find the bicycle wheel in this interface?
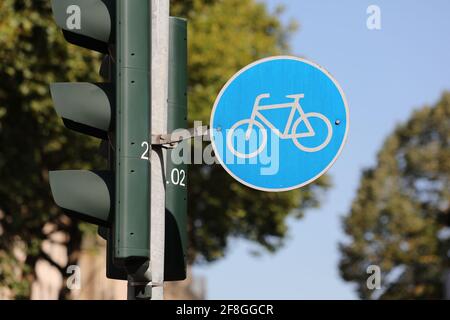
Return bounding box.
[291,113,333,153]
[227,119,268,159]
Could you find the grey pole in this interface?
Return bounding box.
[149,0,170,300]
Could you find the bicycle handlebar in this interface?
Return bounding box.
[255,93,271,102]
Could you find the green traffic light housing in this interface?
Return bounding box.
[49,171,112,226]
[49,0,188,286]
[49,0,152,278]
[50,83,112,139]
[51,0,113,53]
[165,17,188,281]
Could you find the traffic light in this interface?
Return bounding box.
[165,17,188,281]
[49,0,151,276]
[49,0,188,285]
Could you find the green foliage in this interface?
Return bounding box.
[340,93,450,299]
[0,0,329,298]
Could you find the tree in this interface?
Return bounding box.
[340,93,450,299]
[0,0,328,299]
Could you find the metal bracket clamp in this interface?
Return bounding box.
[151,125,209,149]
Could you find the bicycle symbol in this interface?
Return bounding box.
[227,93,333,158]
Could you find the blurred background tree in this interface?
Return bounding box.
[0,0,329,299]
[339,93,450,299]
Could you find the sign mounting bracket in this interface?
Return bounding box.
[151,125,209,149]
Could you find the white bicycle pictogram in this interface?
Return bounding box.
[227,93,333,159]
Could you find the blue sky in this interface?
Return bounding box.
[194,0,450,299]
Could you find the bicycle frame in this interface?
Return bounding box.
[246,93,315,140]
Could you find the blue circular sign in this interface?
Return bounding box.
[210,56,349,192]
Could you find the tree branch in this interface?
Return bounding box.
[40,250,65,275]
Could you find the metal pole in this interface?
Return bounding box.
[149,0,170,300]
